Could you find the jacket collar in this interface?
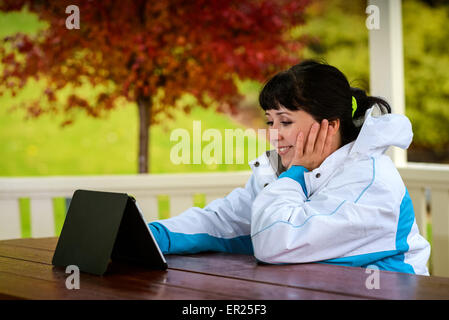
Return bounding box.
[305,141,355,196]
[248,142,354,196]
[248,150,282,190]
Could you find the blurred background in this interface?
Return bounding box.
[0,0,448,177]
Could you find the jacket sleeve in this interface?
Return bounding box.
[251,165,399,265]
[148,173,259,255]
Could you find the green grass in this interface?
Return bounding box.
[0,95,267,176]
[53,197,66,235]
[18,198,31,238]
[427,222,433,274]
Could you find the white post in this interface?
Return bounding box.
[368,0,407,167]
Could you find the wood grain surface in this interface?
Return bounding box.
[0,237,448,300]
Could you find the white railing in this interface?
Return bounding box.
[0,164,448,277]
[398,163,449,277]
[0,172,250,239]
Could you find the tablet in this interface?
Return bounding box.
[52,189,167,275]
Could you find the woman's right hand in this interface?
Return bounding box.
[288,119,336,171]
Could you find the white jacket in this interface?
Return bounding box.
[149,106,431,275]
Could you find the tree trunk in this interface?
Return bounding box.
[137,95,152,174]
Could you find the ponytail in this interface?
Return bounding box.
[350,87,391,122]
[345,87,391,143]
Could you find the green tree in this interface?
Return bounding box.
[402,0,449,157]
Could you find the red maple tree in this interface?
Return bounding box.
[0,0,309,173]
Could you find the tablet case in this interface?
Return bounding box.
[52,189,167,275]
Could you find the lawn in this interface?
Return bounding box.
[0,91,266,176]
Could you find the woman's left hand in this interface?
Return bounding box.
[288,119,336,171]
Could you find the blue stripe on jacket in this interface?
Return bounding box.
[278,165,309,198]
[323,188,416,274]
[149,222,254,255]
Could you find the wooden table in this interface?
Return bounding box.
[1,237,449,301]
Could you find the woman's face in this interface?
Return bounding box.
[265,106,319,168]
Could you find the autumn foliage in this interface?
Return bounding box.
[0,0,310,173]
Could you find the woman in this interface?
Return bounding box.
[149,60,431,275]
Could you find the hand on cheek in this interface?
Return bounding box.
[288,119,335,171]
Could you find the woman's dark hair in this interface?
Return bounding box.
[259,60,391,146]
